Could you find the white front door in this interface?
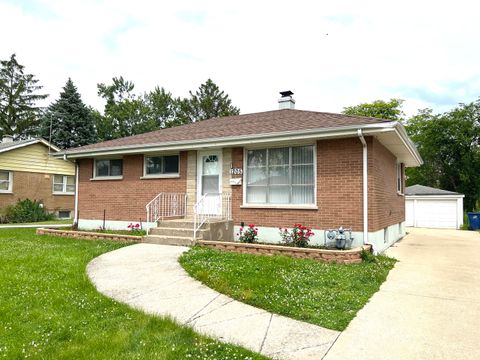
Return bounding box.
[197,150,222,214]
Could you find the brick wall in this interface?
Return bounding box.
[369,137,405,231]
[0,171,74,213]
[77,152,187,221]
[231,136,404,233]
[231,138,365,231]
[76,138,404,232]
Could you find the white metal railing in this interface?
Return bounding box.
[194,192,232,240]
[146,192,187,224]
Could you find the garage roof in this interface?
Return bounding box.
[405,184,463,196]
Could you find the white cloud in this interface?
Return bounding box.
[1,0,479,117]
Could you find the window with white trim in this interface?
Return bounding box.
[396,162,404,194]
[53,175,75,194]
[246,145,315,205]
[0,170,12,192]
[144,155,179,176]
[95,159,123,177]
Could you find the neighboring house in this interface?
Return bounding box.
[60,92,422,252]
[405,184,464,229]
[0,136,75,219]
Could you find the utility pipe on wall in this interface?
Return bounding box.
[357,130,375,253]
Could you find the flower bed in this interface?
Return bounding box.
[197,240,371,264]
[36,228,142,242]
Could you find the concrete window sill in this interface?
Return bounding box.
[90,176,123,181]
[140,174,180,179]
[0,191,13,194]
[241,204,318,210]
[52,192,75,196]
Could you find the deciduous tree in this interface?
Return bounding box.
[342,98,404,121]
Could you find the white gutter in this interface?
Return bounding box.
[73,162,79,226]
[357,129,376,254]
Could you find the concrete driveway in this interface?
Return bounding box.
[324,228,480,360]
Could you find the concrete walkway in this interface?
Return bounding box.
[87,244,339,360]
[325,228,480,360]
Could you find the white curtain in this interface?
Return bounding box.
[246,146,314,204]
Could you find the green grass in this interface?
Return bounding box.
[0,229,264,359]
[180,246,396,331]
[0,218,74,226]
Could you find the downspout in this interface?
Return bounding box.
[73,161,79,227]
[357,130,376,254]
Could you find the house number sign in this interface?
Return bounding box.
[230,168,243,175]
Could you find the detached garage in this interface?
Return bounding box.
[405,185,464,229]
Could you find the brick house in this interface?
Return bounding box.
[61,93,422,252]
[0,136,75,219]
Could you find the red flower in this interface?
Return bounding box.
[134,223,140,228]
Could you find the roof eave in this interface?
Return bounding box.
[393,122,423,167]
[405,194,464,199]
[0,138,60,154]
[58,122,399,159]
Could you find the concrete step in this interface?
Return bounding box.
[149,227,208,238]
[141,235,195,246]
[157,220,208,229]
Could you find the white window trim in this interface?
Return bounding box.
[0,170,13,193]
[396,161,404,195]
[52,175,75,195]
[92,158,124,180]
[242,144,317,209]
[142,153,180,179]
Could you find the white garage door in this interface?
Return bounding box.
[406,199,459,229]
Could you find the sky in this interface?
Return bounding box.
[1,0,479,117]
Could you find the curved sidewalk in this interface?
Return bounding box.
[87,243,339,360]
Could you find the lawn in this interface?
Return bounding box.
[0,229,264,359]
[180,246,396,331]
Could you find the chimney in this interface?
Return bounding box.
[278,90,295,109]
[1,135,13,143]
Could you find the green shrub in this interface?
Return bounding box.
[3,199,54,223]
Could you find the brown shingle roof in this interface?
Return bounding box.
[67,109,391,153]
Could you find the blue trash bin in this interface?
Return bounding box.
[467,212,480,230]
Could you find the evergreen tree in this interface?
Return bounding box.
[40,78,96,149]
[177,79,240,123]
[0,54,48,139]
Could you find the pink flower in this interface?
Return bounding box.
[134,223,140,228]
